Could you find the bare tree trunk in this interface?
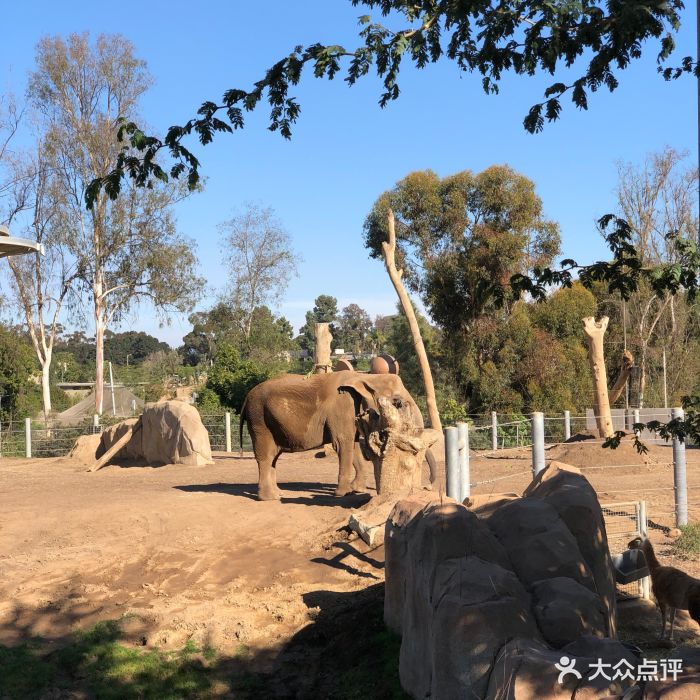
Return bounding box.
[40,357,52,422]
[313,322,333,374]
[583,316,615,439]
[383,210,441,431]
[95,312,105,415]
[608,350,635,405]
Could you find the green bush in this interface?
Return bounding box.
[673,522,700,556]
[206,344,269,413]
[195,387,222,412]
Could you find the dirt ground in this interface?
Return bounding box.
[0,438,698,695]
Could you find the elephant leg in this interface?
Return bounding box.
[254,435,282,501]
[334,439,355,497]
[351,443,372,493]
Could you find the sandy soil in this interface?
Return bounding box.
[0,438,698,678]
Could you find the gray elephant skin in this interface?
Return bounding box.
[240,370,435,501]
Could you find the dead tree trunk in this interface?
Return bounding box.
[357,395,440,496]
[313,322,333,374]
[608,350,635,405]
[382,210,441,431]
[583,316,615,439]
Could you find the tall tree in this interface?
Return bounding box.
[613,148,698,406]
[297,294,338,351]
[335,303,372,354]
[219,203,299,340]
[29,33,204,414]
[2,145,79,420]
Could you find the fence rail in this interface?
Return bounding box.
[0,410,252,458]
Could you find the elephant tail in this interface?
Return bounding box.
[238,395,249,455]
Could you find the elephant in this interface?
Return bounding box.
[239,370,437,500]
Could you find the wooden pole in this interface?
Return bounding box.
[382,210,441,431]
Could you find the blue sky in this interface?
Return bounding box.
[1,1,697,347]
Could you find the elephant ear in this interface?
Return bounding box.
[338,378,377,414]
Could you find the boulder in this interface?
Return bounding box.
[395,501,512,697]
[68,433,102,466]
[430,557,539,699]
[531,577,607,648]
[486,498,596,591]
[140,401,213,466]
[644,675,700,699]
[384,492,449,634]
[485,636,641,700]
[525,462,618,637]
[485,638,578,700]
[98,417,142,461]
[98,402,213,467]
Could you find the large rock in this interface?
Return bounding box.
[68,433,102,466]
[531,577,607,648]
[384,492,448,634]
[644,675,700,699]
[141,401,214,466]
[99,402,213,467]
[485,636,640,700]
[486,498,596,591]
[430,557,539,699]
[524,462,618,637]
[98,417,142,461]
[485,638,578,700]
[390,500,515,698]
[387,462,625,699]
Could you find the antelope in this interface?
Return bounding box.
[628,536,700,641]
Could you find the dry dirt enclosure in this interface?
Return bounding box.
[0,440,698,697]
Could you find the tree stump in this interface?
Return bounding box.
[583,316,614,439]
[313,322,333,374]
[357,395,440,496]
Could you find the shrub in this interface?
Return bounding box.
[673,522,700,556]
[206,344,269,413]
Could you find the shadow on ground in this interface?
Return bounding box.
[0,584,406,700]
[174,481,372,508]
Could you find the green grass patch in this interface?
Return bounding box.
[0,620,223,700]
[673,521,700,556]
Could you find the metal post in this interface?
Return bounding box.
[225,412,232,453]
[564,410,571,441]
[633,408,640,437]
[25,417,31,459]
[93,413,100,434]
[639,500,651,599]
[109,361,116,416]
[531,412,545,477]
[457,422,470,502]
[491,411,498,451]
[672,407,688,527]
[444,426,459,500]
[131,399,137,415]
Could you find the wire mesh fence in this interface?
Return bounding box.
[0,409,253,458]
[601,501,649,600]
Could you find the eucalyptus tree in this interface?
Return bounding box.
[30,33,203,414]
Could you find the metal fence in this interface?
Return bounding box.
[601,500,650,600]
[0,410,252,458]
